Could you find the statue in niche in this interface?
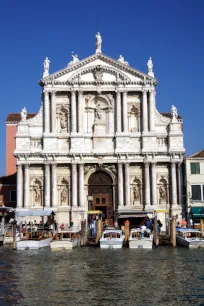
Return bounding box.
[95,102,103,120]
[21,107,27,121]
[61,186,68,204]
[159,185,167,204]
[60,113,67,131]
[171,105,178,122]
[133,185,140,203]
[34,185,41,202]
[95,32,102,54]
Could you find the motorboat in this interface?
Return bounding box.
[99,229,124,249]
[176,228,204,248]
[16,227,53,250]
[128,228,153,249]
[50,229,80,250]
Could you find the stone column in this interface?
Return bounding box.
[44,89,50,133]
[52,164,57,208]
[24,164,30,209]
[79,164,84,207]
[118,163,124,208]
[178,163,183,205]
[17,164,23,208]
[116,91,121,133]
[78,91,83,133]
[144,162,151,207]
[122,91,128,132]
[171,162,177,205]
[44,164,50,208]
[151,162,157,206]
[72,163,77,207]
[142,89,148,132]
[71,90,77,133]
[149,88,155,132]
[124,163,130,207]
[51,90,56,133]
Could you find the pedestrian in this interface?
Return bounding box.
[189,218,193,228]
[157,220,163,234]
[181,218,187,228]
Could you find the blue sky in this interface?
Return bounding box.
[0,0,203,176]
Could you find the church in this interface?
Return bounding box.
[14,33,185,229]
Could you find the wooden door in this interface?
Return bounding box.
[93,194,112,224]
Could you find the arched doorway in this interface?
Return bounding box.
[88,171,113,225]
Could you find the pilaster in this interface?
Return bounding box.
[79,164,84,207]
[17,164,23,209]
[24,164,30,209]
[118,163,124,209]
[51,163,57,208]
[44,163,50,208]
[72,163,77,207]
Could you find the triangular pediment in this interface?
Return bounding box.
[40,53,157,86]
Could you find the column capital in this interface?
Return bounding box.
[43,88,51,94]
[70,88,77,93]
[151,161,157,166]
[78,90,83,95]
[142,87,148,93]
[144,161,150,168]
[51,89,57,95]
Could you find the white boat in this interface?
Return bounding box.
[100,229,124,249]
[176,228,204,248]
[128,228,153,249]
[16,237,52,250]
[50,229,80,250]
[0,233,4,245]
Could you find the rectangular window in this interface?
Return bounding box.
[191,185,201,201]
[190,162,200,174]
[10,190,16,202]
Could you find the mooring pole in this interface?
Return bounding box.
[200,219,204,235]
[172,216,176,247]
[153,215,159,247]
[12,221,17,250]
[124,223,129,246]
[95,219,102,244]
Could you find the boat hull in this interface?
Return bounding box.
[129,239,153,249]
[100,240,123,249]
[50,239,80,250]
[17,238,52,250]
[176,237,204,248]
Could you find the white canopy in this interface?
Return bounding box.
[16,210,54,217]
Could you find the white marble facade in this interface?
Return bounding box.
[14,34,185,228]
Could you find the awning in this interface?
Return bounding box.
[87,210,102,214]
[16,210,55,217]
[119,214,147,218]
[191,207,204,218]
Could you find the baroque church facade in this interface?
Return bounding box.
[15,33,185,228]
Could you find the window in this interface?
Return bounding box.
[102,198,106,204]
[191,185,201,201]
[10,190,16,202]
[190,162,200,174]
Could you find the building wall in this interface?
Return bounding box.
[6,124,17,176]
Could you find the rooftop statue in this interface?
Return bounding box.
[21,107,27,121]
[68,53,80,67]
[118,55,129,65]
[147,57,154,78]
[43,57,50,78]
[95,32,102,54]
[171,105,178,122]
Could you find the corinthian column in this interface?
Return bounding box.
[51,164,57,208]
[178,163,183,205]
[171,162,177,205]
[72,164,77,207]
[44,164,50,208]
[51,90,56,133]
[118,163,124,208]
[44,89,50,133]
[79,164,84,207]
[142,89,148,132]
[151,162,157,206]
[144,162,150,207]
[78,91,83,133]
[122,91,128,132]
[116,91,121,133]
[149,88,155,132]
[71,90,77,133]
[24,164,30,209]
[124,163,130,207]
[17,164,23,208]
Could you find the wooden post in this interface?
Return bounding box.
[124,223,129,246]
[168,219,171,237]
[95,219,102,244]
[2,215,5,235]
[153,215,159,247]
[172,216,176,247]
[13,222,17,250]
[200,219,204,235]
[80,220,84,246]
[83,219,88,246]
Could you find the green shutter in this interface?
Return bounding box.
[191,162,200,174]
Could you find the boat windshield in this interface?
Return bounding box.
[104,232,121,239]
[178,231,203,239]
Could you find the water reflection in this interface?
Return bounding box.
[0,246,204,305]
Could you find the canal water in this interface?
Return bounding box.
[0,246,204,306]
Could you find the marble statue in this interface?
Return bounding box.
[95,103,103,120]
[133,185,140,202]
[60,113,67,131]
[147,57,154,77]
[61,186,68,203]
[68,53,80,67]
[34,185,41,202]
[159,185,166,204]
[118,55,129,65]
[43,57,50,78]
[21,107,27,121]
[171,105,178,122]
[95,32,102,54]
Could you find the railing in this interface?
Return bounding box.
[157,137,168,148]
[30,138,42,150]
